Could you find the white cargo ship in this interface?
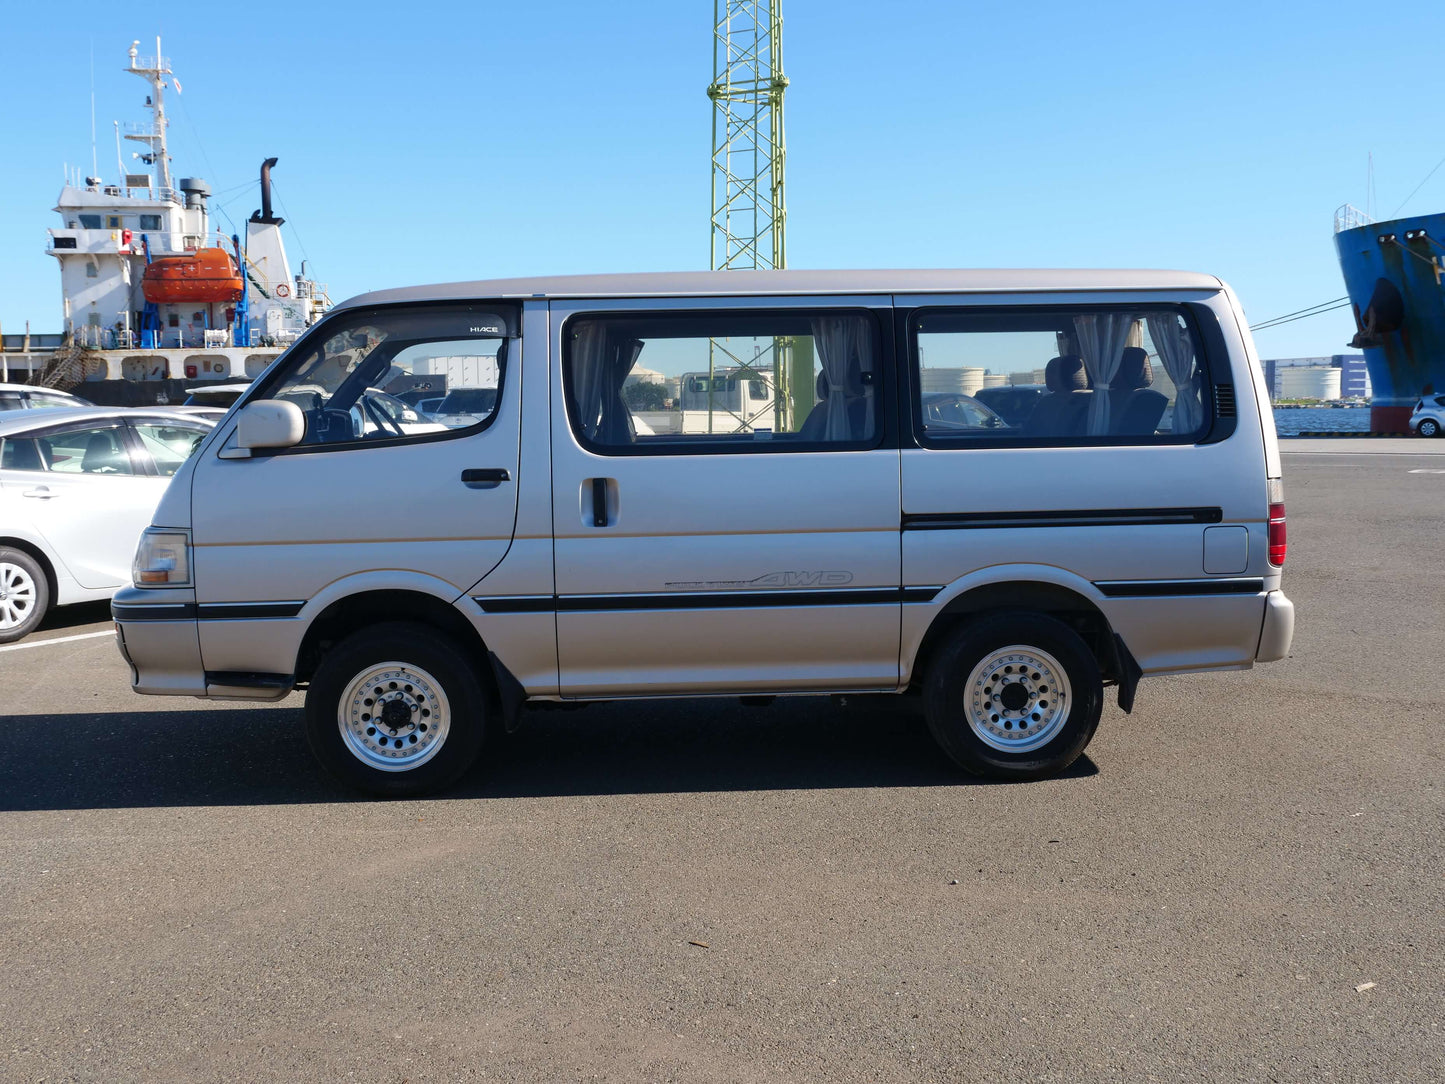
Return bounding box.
[3,38,328,398]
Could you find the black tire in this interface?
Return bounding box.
[1419,418,1440,438]
[305,621,488,797]
[0,547,50,645]
[923,612,1103,781]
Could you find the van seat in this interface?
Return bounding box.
[1111,347,1169,436]
[1025,355,1091,438]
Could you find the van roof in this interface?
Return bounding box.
[335,269,1225,310]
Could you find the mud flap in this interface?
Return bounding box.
[487,651,529,734]
[1110,633,1143,714]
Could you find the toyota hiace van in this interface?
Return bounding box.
[112,270,1294,796]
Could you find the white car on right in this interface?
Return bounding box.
[1411,394,1445,437]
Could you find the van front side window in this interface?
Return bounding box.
[253,306,514,447]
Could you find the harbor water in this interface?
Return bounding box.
[1272,406,1371,435]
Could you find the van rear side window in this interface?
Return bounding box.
[912,306,1212,444]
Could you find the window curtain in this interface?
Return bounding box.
[569,321,609,440]
[810,315,874,441]
[569,322,644,444]
[1146,314,1205,435]
[599,337,644,444]
[1073,313,1137,435]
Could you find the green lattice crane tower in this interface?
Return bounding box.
[707,2,809,429]
[708,0,787,271]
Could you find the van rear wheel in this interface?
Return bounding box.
[923,613,1102,781]
[305,622,487,797]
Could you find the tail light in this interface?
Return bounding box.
[1267,478,1286,567]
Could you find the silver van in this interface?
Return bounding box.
[112,270,1295,796]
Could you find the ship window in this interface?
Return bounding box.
[78,214,102,230]
[167,314,180,328]
[85,262,99,278]
[106,215,123,229]
[138,214,162,230]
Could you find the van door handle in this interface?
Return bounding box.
[592,477,609,527]
[22,487,57,499]
[461,468,510,489]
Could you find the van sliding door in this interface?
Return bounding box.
[548,296,904,697]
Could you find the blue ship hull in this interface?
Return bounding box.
[1334,211,1445,432]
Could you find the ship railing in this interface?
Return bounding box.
[1334,204,1374,234]
[82,177,185,204]
[128,54,171,72]
[293,280,330,302]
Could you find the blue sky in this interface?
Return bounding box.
[2,0,1441,360]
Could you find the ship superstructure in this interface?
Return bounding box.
[36,39,327,393]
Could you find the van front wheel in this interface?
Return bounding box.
[305,622,487,797]
[923,613,1102,781]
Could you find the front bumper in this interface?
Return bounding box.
[1255,589,1295,662]
[112,587,205,696]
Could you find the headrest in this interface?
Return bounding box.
[1115,346,1153,391]
[816,370,829,401]
[1045,355,1087,392]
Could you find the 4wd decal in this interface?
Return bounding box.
[663,571,855,590]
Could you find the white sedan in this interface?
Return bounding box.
[0,382,93,412]
[0,407,214,642]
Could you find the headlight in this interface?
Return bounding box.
[133,528,192,587]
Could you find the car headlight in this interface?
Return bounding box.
[133,528,192,587]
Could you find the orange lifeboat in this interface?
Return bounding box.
[141,246,244,304]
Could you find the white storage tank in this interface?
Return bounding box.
[982,372,1008,388]
[920,367,985,396]
[1275,365,1341,401]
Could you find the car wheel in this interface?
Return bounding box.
[1419,418,1441,438]
[923,612,1103,781]
[305,621,488,797]
[0,547,49,645]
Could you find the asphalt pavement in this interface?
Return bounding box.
[1,440,1442,1082]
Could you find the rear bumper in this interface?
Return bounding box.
[1255,590,1295,662]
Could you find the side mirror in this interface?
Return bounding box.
[236,399,305,451]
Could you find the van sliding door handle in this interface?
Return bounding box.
[592,477,609,527]
[461,468,510,488]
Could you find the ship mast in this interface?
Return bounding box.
[124,37,173,194]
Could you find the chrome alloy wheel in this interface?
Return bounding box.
[964,645,1072,753]
[0,562,38,631]
[337,662,451,772]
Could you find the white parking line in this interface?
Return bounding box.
[1282,451,1445,456]
[0,630,115,654]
